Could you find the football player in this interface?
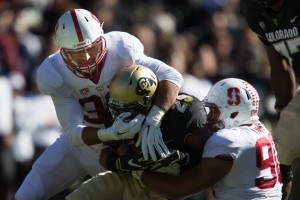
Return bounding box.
[14,9,183,200]
[247,0,299,198]
[130,78,282,199]
[65,65,211,200]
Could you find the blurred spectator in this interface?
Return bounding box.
[129,23,159,58]
[13,7,44,92]
[10,72,62,189]
[0,75,15,200]
[0,4,23,76]
[88,2,122,32]
[180,44,215,100]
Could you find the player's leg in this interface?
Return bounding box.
[274,91,300,199]
[66,171,126,200]
[14,134,87,200]
[79,144,107,177]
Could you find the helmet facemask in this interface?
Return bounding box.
[61,36,106,79]
[108,95,152,121]
[204,102,225,132]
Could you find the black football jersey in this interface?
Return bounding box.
[160,93,207,151]
[247,0,300,78]
[104,93,207,151]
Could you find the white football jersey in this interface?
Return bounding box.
[203,122,282,199]
[36,31,182,147]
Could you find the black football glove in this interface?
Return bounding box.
[114,143,156,172]
[149,150,189,171]
[116,154,155,172]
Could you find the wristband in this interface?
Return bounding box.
[147,105,166,127]
[274,102,285,113]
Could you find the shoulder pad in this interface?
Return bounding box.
[115,32,144,58]
[37,57,63,93]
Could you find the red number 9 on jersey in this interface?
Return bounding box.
[255,133,282,189]
[79,95,105,124]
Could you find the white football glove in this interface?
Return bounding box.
[136,105,170,161]
[97,112,145,142]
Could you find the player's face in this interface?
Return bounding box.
[69,44,101,66]
[204,102,223,132]
[109,103,146,122]
[206,106,219,123]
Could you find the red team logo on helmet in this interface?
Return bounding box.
[227,87,241,106]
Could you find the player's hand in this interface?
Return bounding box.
[116,152,154,172]
[150,150,189,171]
[115,143,154,172]
[98,112,145,142]
[136,117,169,161]
[136,105,169,161]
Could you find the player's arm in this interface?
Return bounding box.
[52,95,145,146]
[135,79,180,161]
[266,45,296,111]
[184,128,211,151]
[180,128,212,169]
[100,140,157,172]
[153,80,179,111]
[127,34,183,160]
[83,113,144,145]
[140,157,233,199]
[280,164,293,200]
[136,55,182,111]
[99,140,128,171]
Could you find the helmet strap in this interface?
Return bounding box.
[90,52,107,83]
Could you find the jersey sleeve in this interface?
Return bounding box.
[160,94,207,150]
[246,3,271,46]
[111,31,183,88]
[123,33,183,89]
[36,55,65,96]
[202,129,237,160]
[52,95,86,146]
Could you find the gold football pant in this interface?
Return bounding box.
[274,90,300,165]
[273,90,300,200]
[66,171,167,200]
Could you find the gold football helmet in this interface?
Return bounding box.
[108,65,158,119]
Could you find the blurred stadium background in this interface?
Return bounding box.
[0,0,281,199]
